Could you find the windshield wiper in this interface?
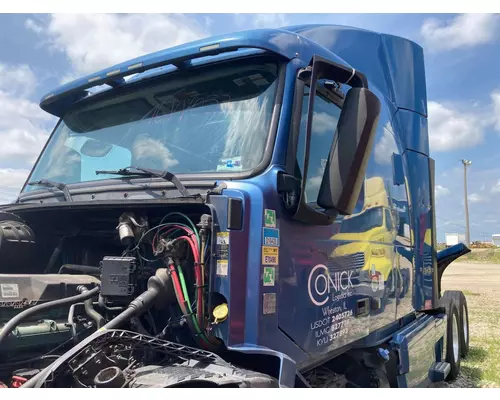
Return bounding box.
[27,179,73,202]
[95,166,190,197]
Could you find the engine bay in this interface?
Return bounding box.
[0,204,241,388]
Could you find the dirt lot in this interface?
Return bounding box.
[438,261,500,388]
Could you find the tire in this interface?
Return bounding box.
[441,290,469,358]
[442,299,461,381]
[459,294,470,358]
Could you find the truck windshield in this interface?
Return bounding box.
[24,60,279,192]
[339,207,384,233]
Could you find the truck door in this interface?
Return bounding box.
[277,75,399,358]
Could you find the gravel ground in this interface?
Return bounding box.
[436,262,500,388]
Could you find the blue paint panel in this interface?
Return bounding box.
[404,150,434,311]
[263,228,280,247]
[284,24,427,116]
[392,108,430,156]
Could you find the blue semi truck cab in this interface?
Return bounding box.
[0,24,471,388]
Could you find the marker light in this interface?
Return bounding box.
[200,43,220,52]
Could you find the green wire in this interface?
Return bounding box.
[177,265,192,313]
[159,212,201,247]
[176,264,208,341]
[157,212,210,344]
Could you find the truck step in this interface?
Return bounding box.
[428,362,451,382]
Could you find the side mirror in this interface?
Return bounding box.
[286,55,380,226]
[317,87,381,214]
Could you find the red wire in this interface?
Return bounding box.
[153,225,197,252]
[176,235,203,328]
[154,225,205,332]
[168,263,187,310]
[168,262,209,351]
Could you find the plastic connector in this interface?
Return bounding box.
[197,214,212,241]
[197,214,212,230]
[377,348,390,362]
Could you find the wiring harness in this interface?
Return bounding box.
[130,212,219,350]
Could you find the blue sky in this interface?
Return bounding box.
[0,13,499,242]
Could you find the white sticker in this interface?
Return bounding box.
[217,232,229,245]
[1,283,19,298]
[216,260,228,277]
[217,156,243,172]
[263,293,277,315]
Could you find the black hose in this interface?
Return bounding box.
[100,268,172,330]
[67,302,84,343]
[58,264,101,275]
[44,237,67,273]
[101,288,158,330]
[22,287,160,388]
[98,294,123,312]
[22,271,170,388]
[0,286,100,348]
[78,286,105,329]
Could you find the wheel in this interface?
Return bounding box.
[442,300,461,381]
[459,294,470,358]
[441,290,469,358]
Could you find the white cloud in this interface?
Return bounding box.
[234,14,289,29]
[132,135,178,170]
[312,112,339,136]
[24,18,43,34]
[428,101,484,152]
[374,128,398,165]
[0,91,54,163]
[0,63,55,165]
[0,63,37,97]
[0,168,31,204]
[421,14,500,51]
[468,193,487,203]
[435,185,450,199]
[491,179,500,193]
[31,14,208,76]
[492,89,500,132]
[0,168,30,189]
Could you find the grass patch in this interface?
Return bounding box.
[461,341,500,387]
[460,248,500,264]
[458,293,500,387]
[465,346,487,363]
[462,290,481,296]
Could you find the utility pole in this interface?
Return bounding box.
[462,159,472,246]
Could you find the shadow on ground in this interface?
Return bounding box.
[466,346,488,363]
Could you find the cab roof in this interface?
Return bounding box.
[40,24,426,118]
